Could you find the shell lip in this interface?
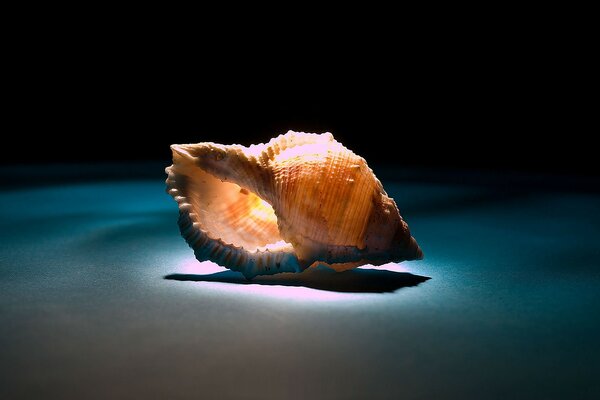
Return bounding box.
[166,174,292,256]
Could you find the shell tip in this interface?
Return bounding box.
[411,237,424,260]
[171,144,192,158]
[415,245,424,260]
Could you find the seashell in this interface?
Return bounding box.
[166,131,423,279]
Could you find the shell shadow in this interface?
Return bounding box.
[164,266,430,294]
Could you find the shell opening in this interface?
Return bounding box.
[183,167,287,252]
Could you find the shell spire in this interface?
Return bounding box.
[166,131,422,279]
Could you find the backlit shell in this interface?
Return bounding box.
[166,131,423,279]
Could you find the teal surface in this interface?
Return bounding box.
[1,170,599,399]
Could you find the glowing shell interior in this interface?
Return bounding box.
[166,131,423,279]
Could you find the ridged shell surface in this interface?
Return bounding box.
[166,131,422,279]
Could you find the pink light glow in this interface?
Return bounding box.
[175,258,389,301]
[174,258,413,301]
[176,259,349,301]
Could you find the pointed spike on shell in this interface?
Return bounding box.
[166,131,423,278]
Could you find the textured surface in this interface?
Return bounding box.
[1,165,600,399]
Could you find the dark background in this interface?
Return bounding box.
[6,25,593,176]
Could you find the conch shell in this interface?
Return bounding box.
[166,131,423,279]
